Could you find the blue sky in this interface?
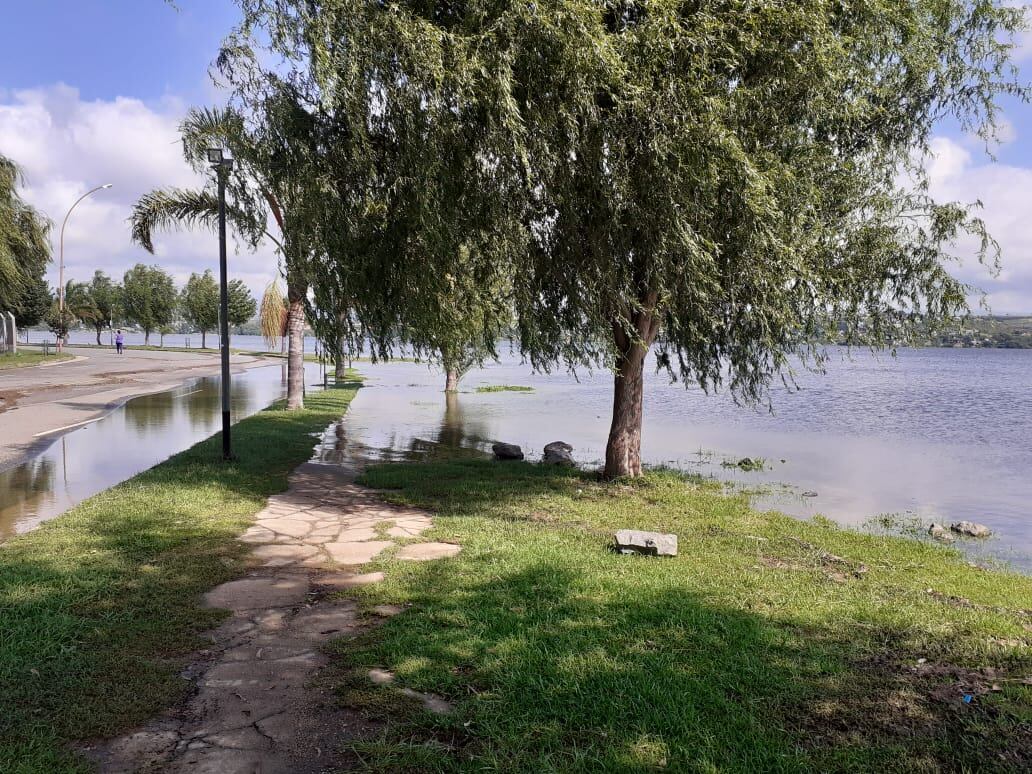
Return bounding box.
[1,1,236,104]
[1,0,1031,313]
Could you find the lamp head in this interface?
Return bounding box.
[206,148,224,164]
[101,183,113,190]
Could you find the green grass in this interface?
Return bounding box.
[474,385,535,393]
[0,351,73,370]
[0,380,361,773]
[333,460,1032,772]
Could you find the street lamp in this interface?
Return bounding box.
[209,148,235,460]
[58,183,113,349]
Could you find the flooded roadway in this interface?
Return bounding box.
[0,364,316,540]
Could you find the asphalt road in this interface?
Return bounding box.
[0,346,266,469]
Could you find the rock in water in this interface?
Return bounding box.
[614,530,678,557]
[950,521,992,538]
[492,442,524,461]
[928,523,955,542]
[543,441,574,465]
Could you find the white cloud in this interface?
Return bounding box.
[926,135,1032,314]
[0,84,281,301]
[2,84,1029,316]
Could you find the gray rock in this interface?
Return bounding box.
[614,529,678,557]
[543,441,574,465]
[492,442,524,460]
[950,521,992,538]
[928,523,955,542]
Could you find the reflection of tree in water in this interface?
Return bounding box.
[0,457,56,536]
[184,377,220,430]
[407,392,492,460]
[182,376,257,430]
[125,390,177,433]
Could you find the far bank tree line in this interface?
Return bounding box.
[54,265,257,348]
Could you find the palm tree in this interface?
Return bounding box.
[129,107,309,409]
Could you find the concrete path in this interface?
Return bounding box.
[0,347,266,469]
[89,460,461,773]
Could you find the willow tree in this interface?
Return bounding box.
[129,107,309,408]
[223,2,519,396]
[0,155,51,317]
[236,0,1026,477]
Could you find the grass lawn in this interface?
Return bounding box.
[0,380,360,773]
[0,351,73,370]
[335,460,1032,772]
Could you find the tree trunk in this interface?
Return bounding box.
[444,368,460,393]
[95,327,102,346]
[144,330,150,346]
[201,330,207,349]
[334,351,346,380]
[604,341,647,478]
[286,281,306,410]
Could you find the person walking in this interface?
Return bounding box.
[115,330,124,355]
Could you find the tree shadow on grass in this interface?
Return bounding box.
[340,459,1032,772]
[0,385,361,771]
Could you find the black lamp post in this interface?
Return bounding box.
[208,148,235,460]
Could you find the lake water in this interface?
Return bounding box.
[5,343,1030,571]
[326,348,1032,571]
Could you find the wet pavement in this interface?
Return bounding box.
[0,346,266,468]
[0,363,299,540]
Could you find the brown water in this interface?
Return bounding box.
[0,364,316,540]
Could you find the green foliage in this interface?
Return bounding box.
[227,278,256,327]
[10,274,51,328]
[0,154,51,314]
[0,383,361,772]
[180,270,220,344]
[64,271,121,343]
[228,0,1029,476]
[122,264,177,343]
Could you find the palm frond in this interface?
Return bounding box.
[129,188,220,253]
[260,280,287,350]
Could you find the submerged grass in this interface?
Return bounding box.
[337,460,1032,772]
[0,380,360,773]
[474,385,535,393]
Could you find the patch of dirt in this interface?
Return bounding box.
[0,388,26,414]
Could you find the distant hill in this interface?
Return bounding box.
[931,315,1032,349]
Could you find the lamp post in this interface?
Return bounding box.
[208,148,235,461]
[58,183,113,350]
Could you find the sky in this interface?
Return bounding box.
[1,0,1031,314]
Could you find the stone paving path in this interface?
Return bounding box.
[89,461,461,773]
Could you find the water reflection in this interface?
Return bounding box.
[0,364,318,540]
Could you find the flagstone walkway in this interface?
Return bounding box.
[90,460,461,774]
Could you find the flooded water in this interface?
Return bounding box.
[325,348,1032,571]
[0,364,317,540]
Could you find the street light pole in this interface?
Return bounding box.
[58,183,112,350]
[210,149,235,461]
